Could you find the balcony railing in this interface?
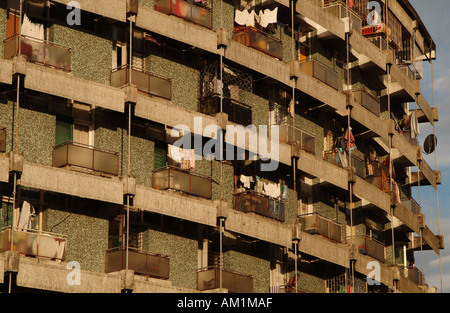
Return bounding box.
[197,266,253,293]
[52,141,120,176]
[298,213,342,243]
[199,94,252,126]
[233,26,283,60]
[347,235,385,262]
[110,65,172,100]
[401,130,419,146]
[274,124,316,154]
[324,149,365,178]
[401,198,421,214]
[233,190,285,222]
[399,265,426,285]
[4,34,72,71]
[299,58,340,90]
[105,247,170,279]
[152,166,212,199]
[349,89,381,117]
[322,1,362,33]
[0,227,67,261]
[154,0,212,29]
[0,127,6,153]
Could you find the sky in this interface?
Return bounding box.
[408,0,450,293]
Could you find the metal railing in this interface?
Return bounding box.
[0,226,67,261]
[52,141,120,176]
[401,198,421,214]
[152,166,212,199]
[197,266,253,293]
[199,93,252,126]
[105,247,170,279]
[298,213,342,243]
[110,64,172,100]
[322,1,362,33]
[3,34,72,71]
[0,127,6,153]
[275,123,316,154]
[324,149,365,178]
[347,235,385,262]
[299,58,340,90]
[348,88,381,117]
[233,190,285,222]
[154,0,212,29]
[399,265,426,285]
[233,26,283,60]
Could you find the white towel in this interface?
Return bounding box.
[235,9,255,27]
[259,8,278,28]
[18,201,35,230]
[169,144,183,162]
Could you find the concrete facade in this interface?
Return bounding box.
[0,0,443,294]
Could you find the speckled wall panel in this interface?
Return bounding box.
[50,24,112,85]
[139,0,155,9]
[94,109,156,187]
[0,100,13,153]
[223,248,270,293]
[146,54,200,112]
[142,227,198,290]
[42,207,109,273]
[211,0,234,32]
[16,106,55,166]
[0,6,6,59]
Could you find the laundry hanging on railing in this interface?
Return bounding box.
[21,14,44,40]
[168,144,195,169]
[409,110,419,141]
[234,8,278,28]
[18,201,36,231]
[344,127,356,151]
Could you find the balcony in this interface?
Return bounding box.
[197,266,253,293]
[324,149,365,178]
[154,0,212,29]
[232,26,283,60]
[401,198,421,214]
[0,227,67,261]
[233,190,285,222]
[298,213,342,243]
[322,1,362,33]
[348,88,381,117]
[299,58,340,90]
[399,265,426,286]
[110,65,172,100]
[52,141,120,176]
[0,127,5,153]
[274,124,316,154]
[105,248,170,279]
[199,94,252,126]
[3,34,72,71]
[152,166,212,199]
[347,235,385,262]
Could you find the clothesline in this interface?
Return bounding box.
[235,8,278,28]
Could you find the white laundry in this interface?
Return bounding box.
[169,144,183,162]
[259,8,278,28]
[18,201,35,230]
[240,175,254,189]
[235,9,255,27]
[263,182,280,198]
[410,110,419,140]
[21,14,44,40]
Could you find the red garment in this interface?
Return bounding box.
[344,128,355,149]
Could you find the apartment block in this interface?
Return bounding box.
[0,0,443,293]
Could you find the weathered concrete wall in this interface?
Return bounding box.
[42,204,109,273]
[142,225,198,290]
[50,23,112,85]
[224,246,271,293]
[0,5,6,60]
[146,54,200,112]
